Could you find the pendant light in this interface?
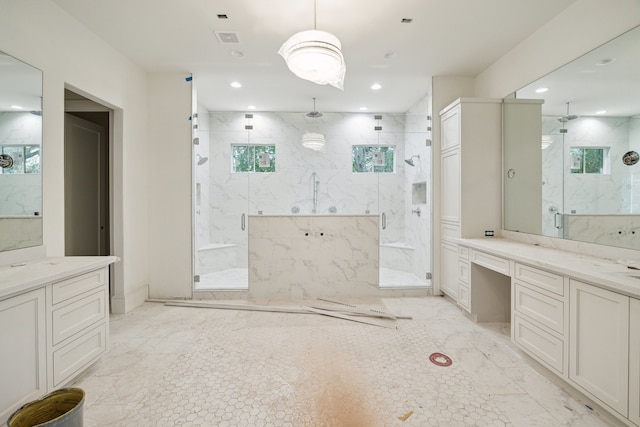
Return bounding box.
[302,98,326,152]
[278,0,345,90]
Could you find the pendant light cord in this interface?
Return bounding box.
[313,0,317,29]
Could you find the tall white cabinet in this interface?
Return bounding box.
[439,98,502,300]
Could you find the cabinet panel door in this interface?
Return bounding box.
[441,149,460,223]
[440,106,460,152]
[569,280,629,416]
[440,242,458,299]
[0,289,46,421]
[630,298,640,426]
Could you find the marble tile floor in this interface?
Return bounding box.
[72,297,611,426]
[195,267,429,291]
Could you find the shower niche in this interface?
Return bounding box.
[412,182,427,205]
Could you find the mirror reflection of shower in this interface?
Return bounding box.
[196,154,209,165]
[558,102,578,133]
[405,154,420,167]
[312,172,319,213]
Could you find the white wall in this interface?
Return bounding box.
[475,0,640,99]
[147,73,193,299]
[0,0,150,313]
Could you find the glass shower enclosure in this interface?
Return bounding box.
[192,110,431,291]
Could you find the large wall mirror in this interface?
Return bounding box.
[0,51,43,251]
[504,25,640,250]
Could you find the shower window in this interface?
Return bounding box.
[570,147,609,174]
[352,145,395,173]
[0,145,40,174]
[232,144,276,173]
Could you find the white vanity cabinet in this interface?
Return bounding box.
[512,263,567,376]
[48,269,108,388]
[438,98,501,302]
[569,279,629,418]
[454,238,640,426]
[0,257,115,422]
[630,297,640,426]
[440,240,459,299]
[0,288,47,422]
[457,246,470,310]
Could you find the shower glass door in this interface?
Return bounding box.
[193,112,250,291]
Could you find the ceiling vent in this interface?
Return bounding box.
[214,31,240,44]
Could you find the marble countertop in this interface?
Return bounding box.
[458,237,640,299]
[0,256,119,300]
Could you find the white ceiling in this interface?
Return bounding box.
[46,0,581,114]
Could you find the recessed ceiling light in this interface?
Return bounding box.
[230,81,242,88]
[247,105,256,110]
[217,14,228,19]
[370,83,382,90]
[595,58,616,66]
[595,110,607,115]
[10,105,23,110]
[401,18,413,23]
[359,106,368,111]
[230,50,244,58]
[535,87,548,93]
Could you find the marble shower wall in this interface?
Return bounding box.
[0,112,42,216]
[193,104,431,279]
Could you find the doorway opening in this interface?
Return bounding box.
[64,89,111,257]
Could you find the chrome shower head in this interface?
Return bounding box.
[405,154,420,167]
[196,154,208,165]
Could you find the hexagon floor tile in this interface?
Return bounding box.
[71,297,611,426]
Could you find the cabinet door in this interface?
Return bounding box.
[0,288,47,421]
[441,148,460,224]
[440,106,460,152]
[630,298,640,426]
[569,280,629,416]
[440,241,458,299]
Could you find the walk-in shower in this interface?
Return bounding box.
[193,110,432,292]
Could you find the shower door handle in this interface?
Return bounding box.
[381,212,386,230]
[554,212,562,229]
[241,213,246,231]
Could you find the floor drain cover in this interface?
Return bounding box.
[429,352,452,366]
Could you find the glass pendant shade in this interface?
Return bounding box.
[301,132,326,152]
[278,30,345,90]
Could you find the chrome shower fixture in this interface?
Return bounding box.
[558,102,578,122]
[196,154,209,165]
[405,155,420,166]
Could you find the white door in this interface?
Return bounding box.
[64,114,106,256]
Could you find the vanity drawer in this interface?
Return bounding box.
[52,269,106,305]
[52,289,106,346]
[514,314,564,375]
[52,323,107,387]
[470,250,510,276]
[515,263,564,296]
[458,246,469,260]
[458,282,470,312]
[514,283,564,334]
[458,260,470,284]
